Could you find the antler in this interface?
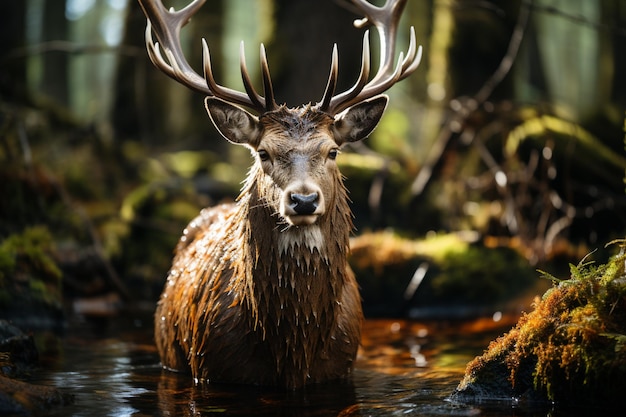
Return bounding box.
[317,0,422,115]
[137,0,277,113]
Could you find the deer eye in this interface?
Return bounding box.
[328,149,339,160]
[258,149,270,161]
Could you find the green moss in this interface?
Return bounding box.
[116,179,207,291]
[434,243,533,303]
[350,231,536,313]
[530,241,626,401]
[0,226,61,283]
[455,239,626,407]
[0,248,17,281]
[29,278,61,309]
[0,226,64,314]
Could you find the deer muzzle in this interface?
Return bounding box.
[281,185,325,226]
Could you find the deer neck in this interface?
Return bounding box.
[237,165,353,326]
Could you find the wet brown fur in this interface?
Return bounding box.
[154,106,364,389]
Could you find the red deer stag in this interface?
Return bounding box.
[138,0,421,389]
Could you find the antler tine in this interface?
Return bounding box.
[259,44,278,112]
[319,44,340,111]
[239,42,265,110]
[141,0,208,94]
[139,0,271,114]
[319,32,371,113]
[145,25,174,78]
[357,0,406,83]
[200,39,254,107]
[319,0,422,115]
[398,27,423,81]
[354,28,423,99]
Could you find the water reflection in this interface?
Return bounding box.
[156,375,359,416]
[32,314,540,417]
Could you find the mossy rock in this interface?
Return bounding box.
[0,321,73,414]
[451,240,626,410]
[0,227,65,324]
[116,179,209,296]
[350,231,536,317]
[0,320,38,378]
[0,375,73,415]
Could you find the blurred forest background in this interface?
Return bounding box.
[0,0,625,323]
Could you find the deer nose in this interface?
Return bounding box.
[290,192,319,215]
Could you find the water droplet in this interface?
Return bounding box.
[492,311,502,322]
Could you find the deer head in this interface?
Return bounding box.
[138,0,421,229]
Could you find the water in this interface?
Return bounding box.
[27,313,551,416]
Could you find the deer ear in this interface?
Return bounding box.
[205,97,262,146]
[332,95,388,145]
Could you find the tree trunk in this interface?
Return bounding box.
[41,0,70,107]
[271,0,363,107]
[0,2,27,101]
[112,0,223,147]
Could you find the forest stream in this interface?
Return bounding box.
[14,311,576,417]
